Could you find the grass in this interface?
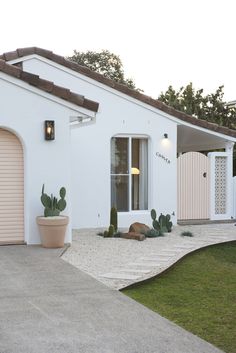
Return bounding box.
[123,241,236,353]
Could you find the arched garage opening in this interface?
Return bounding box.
[0,128,24,244]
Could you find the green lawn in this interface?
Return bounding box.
[123,241,236,353]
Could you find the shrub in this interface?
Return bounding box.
[181,231,193,237]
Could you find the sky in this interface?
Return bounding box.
[1,0,236,101]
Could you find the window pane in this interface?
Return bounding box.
[111,137,129,174]
[132,139,148,210]
[111,175,129,211]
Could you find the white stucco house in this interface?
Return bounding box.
[0,47,235,245]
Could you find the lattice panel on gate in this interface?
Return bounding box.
[215,156,227,214]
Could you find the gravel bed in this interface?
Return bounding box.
[62,224,236,290]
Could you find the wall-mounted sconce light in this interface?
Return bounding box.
[45,120,55,141]
[164,133,168,139]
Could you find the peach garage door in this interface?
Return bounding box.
[0,128,24,244]
[177,152,210,220]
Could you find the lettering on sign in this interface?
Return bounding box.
[156,152,171,164]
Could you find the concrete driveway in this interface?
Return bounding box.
[0,245,223,353]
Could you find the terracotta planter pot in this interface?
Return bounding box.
[36,216,69,248]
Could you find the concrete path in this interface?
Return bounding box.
[0,245,223,353]
[62,224,236,290]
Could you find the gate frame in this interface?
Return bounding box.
[208,151,234,220]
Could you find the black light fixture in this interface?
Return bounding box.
[45,120,55,140]
[164,133,168,139]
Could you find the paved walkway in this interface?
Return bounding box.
[62,224,236,290]
[0,245,223,353]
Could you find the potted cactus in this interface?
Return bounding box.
[36,184,69,248]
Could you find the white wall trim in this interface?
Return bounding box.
[0,71,96,117]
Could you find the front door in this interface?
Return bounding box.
[177,152,210,220]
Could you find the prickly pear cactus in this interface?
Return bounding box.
[158,213,168,233]
[41,184,67,217]
[166,214,173,232]
[153,219,160,231]
[151,208,161,234]
[150,209,172,234]
[151,209,157,221]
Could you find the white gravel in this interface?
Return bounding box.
[62,224,236,290]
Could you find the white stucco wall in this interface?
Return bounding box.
[0,73,81,244]
[234,176,236,219]
[22,57,178,229]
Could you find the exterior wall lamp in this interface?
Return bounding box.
[164,133,168,139]
[45,120,55,141]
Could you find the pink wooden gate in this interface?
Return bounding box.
[177,152,210,220]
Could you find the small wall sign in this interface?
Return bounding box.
[156,152,171,164]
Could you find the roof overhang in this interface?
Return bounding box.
[177,124,235,153]
[1,47,236,141]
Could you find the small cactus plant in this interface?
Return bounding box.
[151,209,157,221]
[158,213,168,233]
[166,214,173,232]
[150,209,173,234]
[108,224,115,237]
[103,230,109,238]
[41,184,67,217]
[150,209,162,236]
[110,207,118,232]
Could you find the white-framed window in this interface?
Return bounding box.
[111,136,148,212]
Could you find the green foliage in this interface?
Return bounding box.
[159,83,236,130]
[159,83,236,175]
[68,49,140,90]
[41,184,67,217]
[99,225,121,238]
[110,207,118,232]
[181,231,193,237]
[123,242,236,353]
[152,219,160,231]
[113,231,122,238]
[166,214,173,232]
[151,209,157,221]
[158,214,168,233]
[150,209,173,234]
[145,228,164,238]
[103,230,109,238]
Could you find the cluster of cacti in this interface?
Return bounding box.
[41,184,67,217]
[150,209,173,234]
[103,207,118,237]
[103,224,115,238]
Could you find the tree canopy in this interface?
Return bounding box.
[159,83,236,175]
[68,49,137,90]
[158,83,236,130]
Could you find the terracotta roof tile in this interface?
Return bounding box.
[0,59,99,112]
[1,47,236,138]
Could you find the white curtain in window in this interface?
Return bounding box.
[139,139,148,209]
